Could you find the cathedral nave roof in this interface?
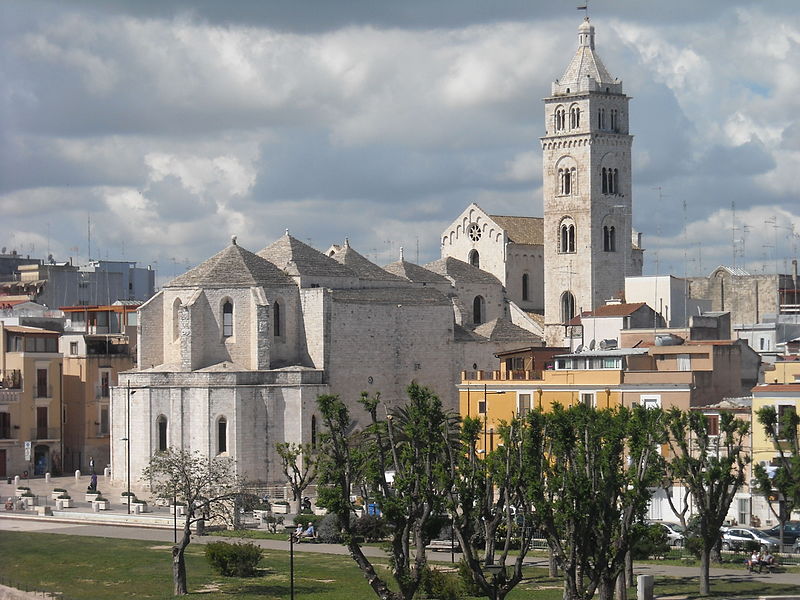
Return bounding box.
[383,259,450,285]
[166,239,294,288]
[472,318,544,344]
[488,215,544,245]
[424,256,502,285]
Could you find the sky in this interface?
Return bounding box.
[2,0,799,286]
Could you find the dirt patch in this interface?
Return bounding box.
[149,545,174,550]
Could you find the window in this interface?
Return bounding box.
[554,106,566,131]
[311,415,317,448]
[69,342,78,355]
[99,370,110,398]
[274,301,281,337]
[222,300,233,337]
[610,109,618,131]
[581,393,595,408]
[603,225,616,252]
[641,395,661,410]
[468,223,482,242]
[478,400,486,414]
[473,295,485,325]
[705,414,720,436]
[561,291,576,323]
[36,406,48,439]
[218,417,227,454]
[560,222,576,253]
[598,107,606,129]
[677,354,690,371]
[602,167,619,194]
[517,394,531,417]
[522,274,529,301]
[570,105,581,129]
[559,167,576,195]
[36,368,48,398]
[468,249,480,268]
[157,416,168,452]
[172,298,182,341]
[0,412,10,439]
[737,498,749,525]
[99,406,109,436]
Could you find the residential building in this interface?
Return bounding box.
[0,322,62,478]
[625,275,710,328]
[565,300,664,351]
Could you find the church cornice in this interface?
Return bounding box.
[540,134,633,151]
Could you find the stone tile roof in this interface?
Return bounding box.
[559,23,617,88]
[330,288,451,306]
[167,240,294,288]
[473,318,543,343]
[489,215,544,245]
[523,311,545,328]
[454,323,482,341]
[258,234,355,278]
[383,259,450,285]
[330,241,406,282]
[590,302,647,318]
[424,257,502,285]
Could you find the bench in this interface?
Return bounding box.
[427,539,460,552]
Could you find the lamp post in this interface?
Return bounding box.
[123,381,137,515]
[289,529,295,600]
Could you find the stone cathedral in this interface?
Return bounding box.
[111,17,642,487]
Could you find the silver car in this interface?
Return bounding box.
[651,521,685,547]
[721,527,781,552]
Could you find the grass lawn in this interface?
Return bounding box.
[2,531,799,599]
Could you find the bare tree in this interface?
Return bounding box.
[142,448,238,596]
[664,408,749,596]
[275,441,317,510]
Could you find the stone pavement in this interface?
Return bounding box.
[3,476,799,592]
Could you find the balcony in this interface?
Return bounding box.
[0,390,21,403]
[0,427,17,440]
[30,427,60,441]
[95,384,110,399]
[0,370,22,390]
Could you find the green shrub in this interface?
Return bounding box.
[95,496,107,502]
[317,513,342,543]
[456,559,484,597]
[419,565,464,600]
[204,541,262,577]
[21,491,35,498]
[353,515,389,542]
[294,514,324,529]
[17,486,30,491]
[630,523,670,559]
[121,491,135,496]
[53,488,66,493]
[58,494,71,500]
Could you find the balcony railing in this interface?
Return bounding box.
[0,370,22,390]
[95,384,110,399]
[95,425,110,437]
[0,428,17,440]
[0,390,21,403]
[30,427,60,441]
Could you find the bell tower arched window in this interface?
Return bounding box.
[222,300,233,337]
[598,107,606,129]
[603,226,616,252]
[560,221,576,254]
[601,167,619,195]
[570,105,581,129]
[559,167,577,195]
[554,106,566,132]
[561,292,576,324]
[468,249,480,268]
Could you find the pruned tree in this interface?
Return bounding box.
[523,403,665,600]
[664,408,749,596]
[315,383,458,600]
[275,441,317,509]
[142,448,238,596]
[443,415,538,600]
[754,403,799,543]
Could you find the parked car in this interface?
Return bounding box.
[761,521,800,547]
[650,521,685,547]
[721,527,781,552]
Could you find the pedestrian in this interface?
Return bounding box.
[89,456,95,475]
[90,472,97,491]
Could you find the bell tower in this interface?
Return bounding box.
[542,18,633,345]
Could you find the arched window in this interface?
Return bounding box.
[610,109,618,131]
[311,415,317,448]
[217,417,227,454]
[473,296,485,325]
[570,105,580,129]
[274,301,281,337]
[598,108,606,130]
[172,298,182,341]
[468,249,480,268]
[559,167,577,195]
[522,273,529,301]
[560,221,576,254]
[157,415,168,452]
[222,300,233,337]
[561,292,576,324]
[554,106,566,132]
[602,167,608,194]
[603,226,616,252]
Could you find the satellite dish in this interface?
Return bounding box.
[599,339,607,350]
[575,344,584,353]
[588,339,596,350]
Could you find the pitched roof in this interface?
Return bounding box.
[590,302,648,318]
[383,259,450,285]
[473,318,543,344]
[329,242,405,282]
[167,241,294,288]
[488,215,544,245]
[558,20,617,88]
[424,257,502,285]
[258,234,355,278]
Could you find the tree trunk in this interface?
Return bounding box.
[549,553,559,578]
[625,550,634,588]
[597,578,614,600]
[172,534,190,595]
[699,546,711,596]
[710,537,722,564]
[615,570,627,600]
[562,566,579,600]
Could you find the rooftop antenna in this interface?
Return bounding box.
[87,213,92,263]
[764,215,778,274]
[731,201,736,269]
[683,199,688,327]
[415,236,419,265]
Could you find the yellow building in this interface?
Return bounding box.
[767,356,800,384]
[750,383,800,526]
[0,322,62,478]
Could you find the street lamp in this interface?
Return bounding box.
[123,381,137,514]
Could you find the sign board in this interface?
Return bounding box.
[24,441,32,461]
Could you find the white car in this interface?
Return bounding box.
[651,521,685,547]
